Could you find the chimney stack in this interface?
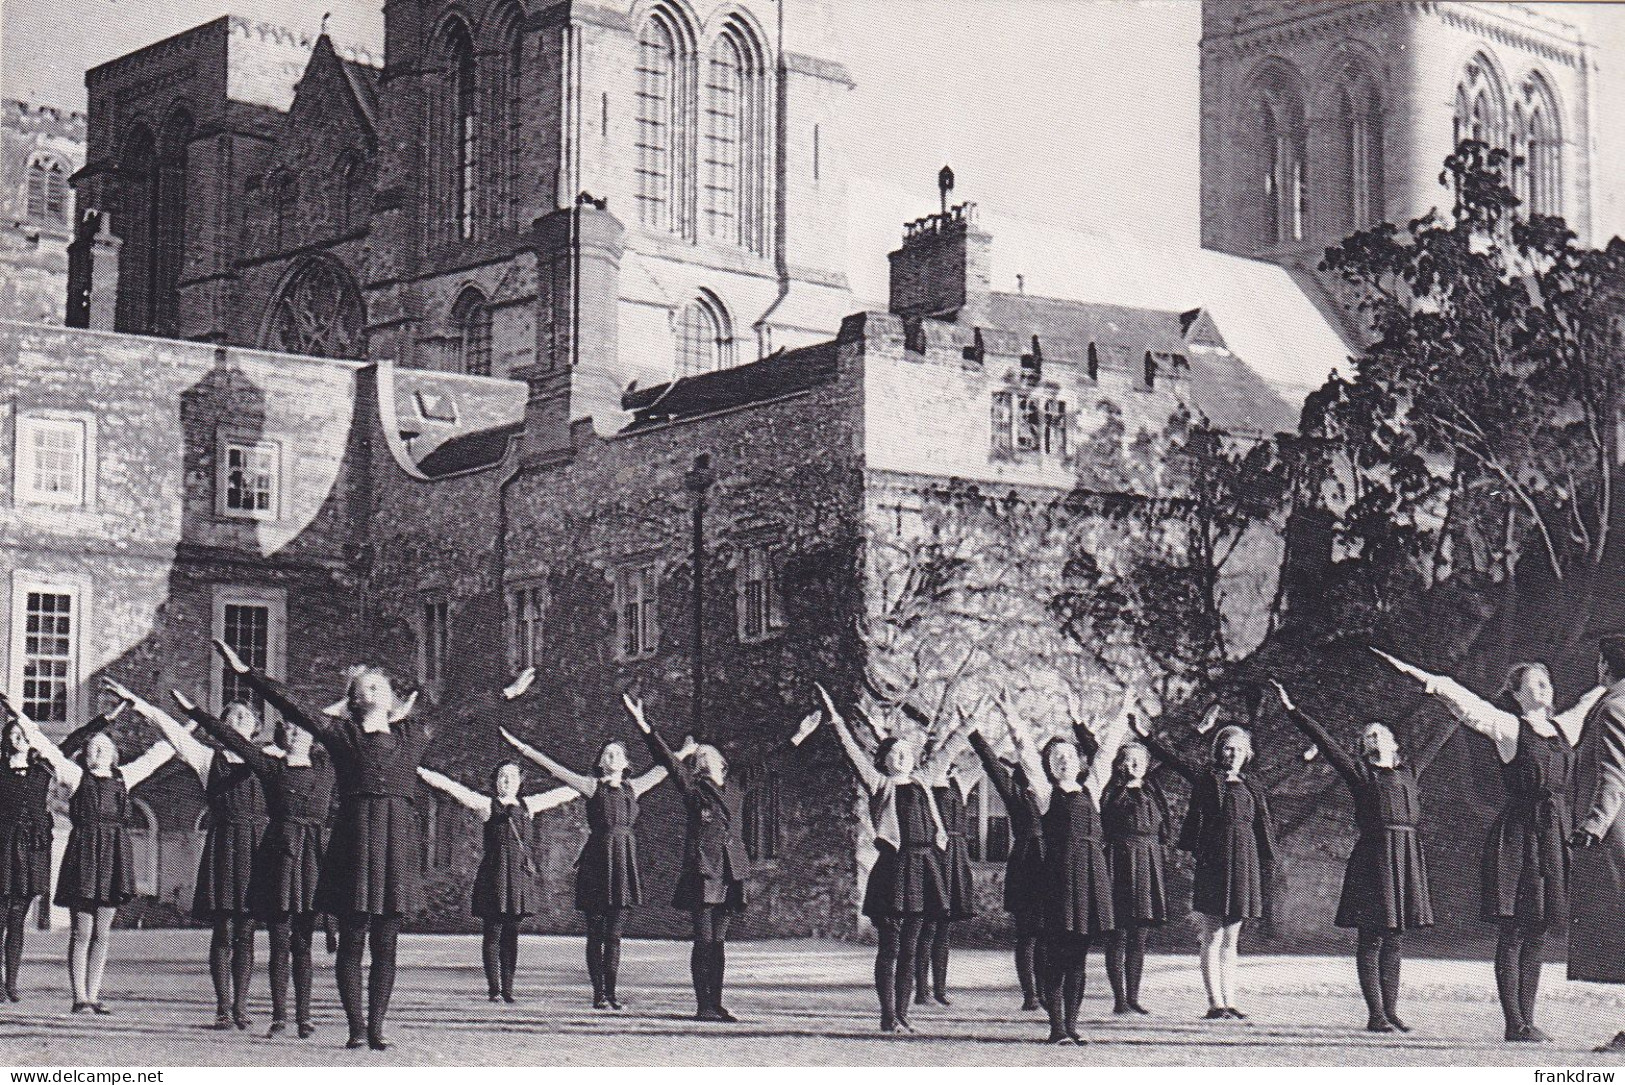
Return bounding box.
[887,197,992,327]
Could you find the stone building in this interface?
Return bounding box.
[1,100,84,324]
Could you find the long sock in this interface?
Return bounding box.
[209,918,232,1017]
[1356,929,1386,1023]
[1105,930,1127,1008]
[269,920,291,1023]
[914,921,933,1001]
[585,915,605,1001]
[893,917,922,1019]
[500,920,519,999]
[1519,926,1546,1028]
[710,942,727,1009]
[1064,960,1085,1035]
[482,920,502,997]
[1494,923,1525,1033]
[1035,936,1050,1005]
[3,899,26,994]
[1379,931,1403,1020]
[602,911,623,1003]
[1045,937,1068,1037]
[1125,925,1147,1005]
[367,916,400,1038]
[231,916,255,1018]
[85,908,114,1003]
[291,915,316,1024]
[1016,934,1038,1004]
[931,921,951,998]
[874,919,899,1026]
[68,912,91,1003]
[690,941,708,1010]
[336,918,367,1036]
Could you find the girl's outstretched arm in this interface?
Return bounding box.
[1270,681,1360,788]
[498,727,597,797]
[817,684,884,796]
[629,763,671,797]
[523,785,580,815]
[212,639,332,738]
[417,767,493,818]
[1001,701,1051,810]
[106,679,212,783]
[1555,686,1609,748]
[2,695,82,788]
[118,739,177,788]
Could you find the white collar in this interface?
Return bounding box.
[1056,779,1083,794]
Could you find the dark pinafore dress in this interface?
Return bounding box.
[1337,764,1434,930]
[1482,719,1574,925]
[934,784,977,921]
[863,781,948,920]
[1181,776,1274,921]
[966,733,1044,919]
[0,759,54,902]
[575,783,642,912]
[252,760,335,920]
[1101,781,1171,925]
[318,724,427,917]
[1041,787,1115,935]
[193,755,268,918]
[474,803,535,919]
[54,773,137,910]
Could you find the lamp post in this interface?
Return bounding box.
[684,453,716,741]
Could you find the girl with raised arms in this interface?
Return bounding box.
[212,639,424,1051]
[499,670,669,1011]
[2,686,174,1014]
[0,700,60,1002]
[1373,648,1605,1042]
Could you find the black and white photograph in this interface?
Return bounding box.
[3,0,1625,1071]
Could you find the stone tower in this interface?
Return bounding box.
[1199,1,1594,270]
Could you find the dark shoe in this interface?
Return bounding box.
[1594,1032,1625,1053]
[90,1003,112,1016]
[713,1004,739,1022]
[266,1020,287,1039]
[880,1015,901,1033]
[1386,1012,1411,1033]
[1020,997,1041,1011]
[367,1031,393,1051]
[913,989,930,1006]
[488,992,501,1002]
[933,992,952,1007]
[71,1001,91,1014]
[233,1010,251,1031]
[695,1007,723,1022]
[1129,1001,1151,1015]
[345,1033,368,1050]
[1067,1029,1088,1045]
[501,992,516,1004]
[1113,999,1132,1015]
[5,985,18,1002]
[592,994,609,1009]
[1226,1007,1248,1020]
[1507,1025,1542,1043]
[606,996,624,1011]
[895,1015,916,1033]
[1046,1030,1075,1046]
[1366,1016,1395,1033]
[211,1013,234,1030]
[297,1019,316,1039]
[1523,1025,1552,1043]
[1204,1007,1229,1020]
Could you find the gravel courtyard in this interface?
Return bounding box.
[7,930,1625,1066]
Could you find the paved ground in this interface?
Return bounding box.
[6,930,1625,1066]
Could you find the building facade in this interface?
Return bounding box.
[1,100,84,325]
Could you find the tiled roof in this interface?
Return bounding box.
[388,368,526,477]
[621,341,840,429]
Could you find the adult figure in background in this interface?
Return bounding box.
[1568,635,1625,1053]
[1375,648,1605,1042]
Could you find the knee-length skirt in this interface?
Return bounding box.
[193,819,265,918]
[316,796,423,917]
[1481,806,1566,925]
[1192,826,1265,921]
[937,835,976,921]
[54,824,136,910]
[0,821,51,901]
[575,830,642,913]
[1337,827,1434,930]
[1044,839,1116,935]
[1108,834,1168,925]
[863,842,947,919]
[474,847,533,919]
[1003,837,1045,917]
[252,821,326,920]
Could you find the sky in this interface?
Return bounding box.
[2,0,1622,376]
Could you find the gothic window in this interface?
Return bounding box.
[1331,78,1383,234]
[1521,74,1562,218]
[453,287,492,376]
[438,19,479,242]
[335,152,368,231]
[636,13,680,232]
[703,33,743,245]
[263,256,367,359]
[1248,67,1307,248]
[1453,55,1507,150]
[25,156,69,224]
[675,292,731,376]
[113,125,157,334]
[153,111,191,337]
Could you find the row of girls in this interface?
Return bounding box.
[812,636,1622,1047]
[0,638,1617,1049]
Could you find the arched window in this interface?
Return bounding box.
[129,797,159,897]
[1246,65,1306,249]
[1453,54,1507,150]
[335,151,368,232]
[113,125,157,334]
[153,110,192,337]
[26,156,69,224]
[704,20,769,254]
[271,171,298,251]
[453,288,492,376]
[440,20,479,242]
[675,293,731,376]
[1331,79,1382,233]
[262,256,367,359]
[635,13,680,232]
[1521,74,1562,218]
